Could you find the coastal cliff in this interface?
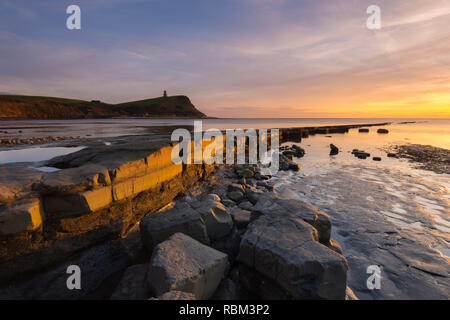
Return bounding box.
[0,94,206,119]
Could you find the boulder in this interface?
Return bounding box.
[254,173,269,180]
[238,215,348,299]
[377,129,389,134]
[227,191,244,202]
[288,162,300,171]
[227,184,245,194]
[245,187,264,205]
[192,200,233,240]
[252,193,332,244]
[110,264,150,300]
[330,144,339,156]
[229,208,251,229]
[238,201,253,211]
[387,153,397,158]
[140,202,210,251]
[221,199,236,208]
[282,145,305,158]
[203,194,221,202]
[237,168,254,178]
[147,233,229,299]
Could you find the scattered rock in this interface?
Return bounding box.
[147,233,229,299]
[237,168,254,178]
[330,144,339,156]
[372,157,382,161]
[229,207,251,229]
[288,162,300,171]
[227,190,244,202]
[0,136,75,146]
[203,193,221,202]
[282,145,305,158]
[352,150,370,159]
[387,153,397,158]
[279,155,301,172]
[387,144,450,174]
[291,145,305,157]
[238,200,253,211]
[254,172,269,180]
[245,186,264,205]
[191,199,233,240]
[227,183,245,194]
[221,199,236,208]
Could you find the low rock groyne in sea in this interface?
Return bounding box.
[0,123,388,299]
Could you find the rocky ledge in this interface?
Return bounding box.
[111,164,351,300]
[0,152,352,300]
[387,144,450,174]
[0,124,385,300]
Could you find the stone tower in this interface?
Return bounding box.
[163,90,167,98]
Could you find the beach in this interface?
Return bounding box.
[0,119,448,300]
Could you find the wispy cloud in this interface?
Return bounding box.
[0,0,449,117]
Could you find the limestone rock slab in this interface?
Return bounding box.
[147,233,229,299]
[140,203,210,251]
[238,215,348,299]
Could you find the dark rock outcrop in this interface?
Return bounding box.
[238,214,348,299]
[330,144,339,156]
[147,233,229,299]
[140,203,211,252]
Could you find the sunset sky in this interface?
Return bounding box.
[0,0,449,118]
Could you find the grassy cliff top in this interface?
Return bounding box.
[0,94,206,119]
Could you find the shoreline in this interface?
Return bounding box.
[0,123,351,300]
[0,121,448,300]
[0,121,391,148]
